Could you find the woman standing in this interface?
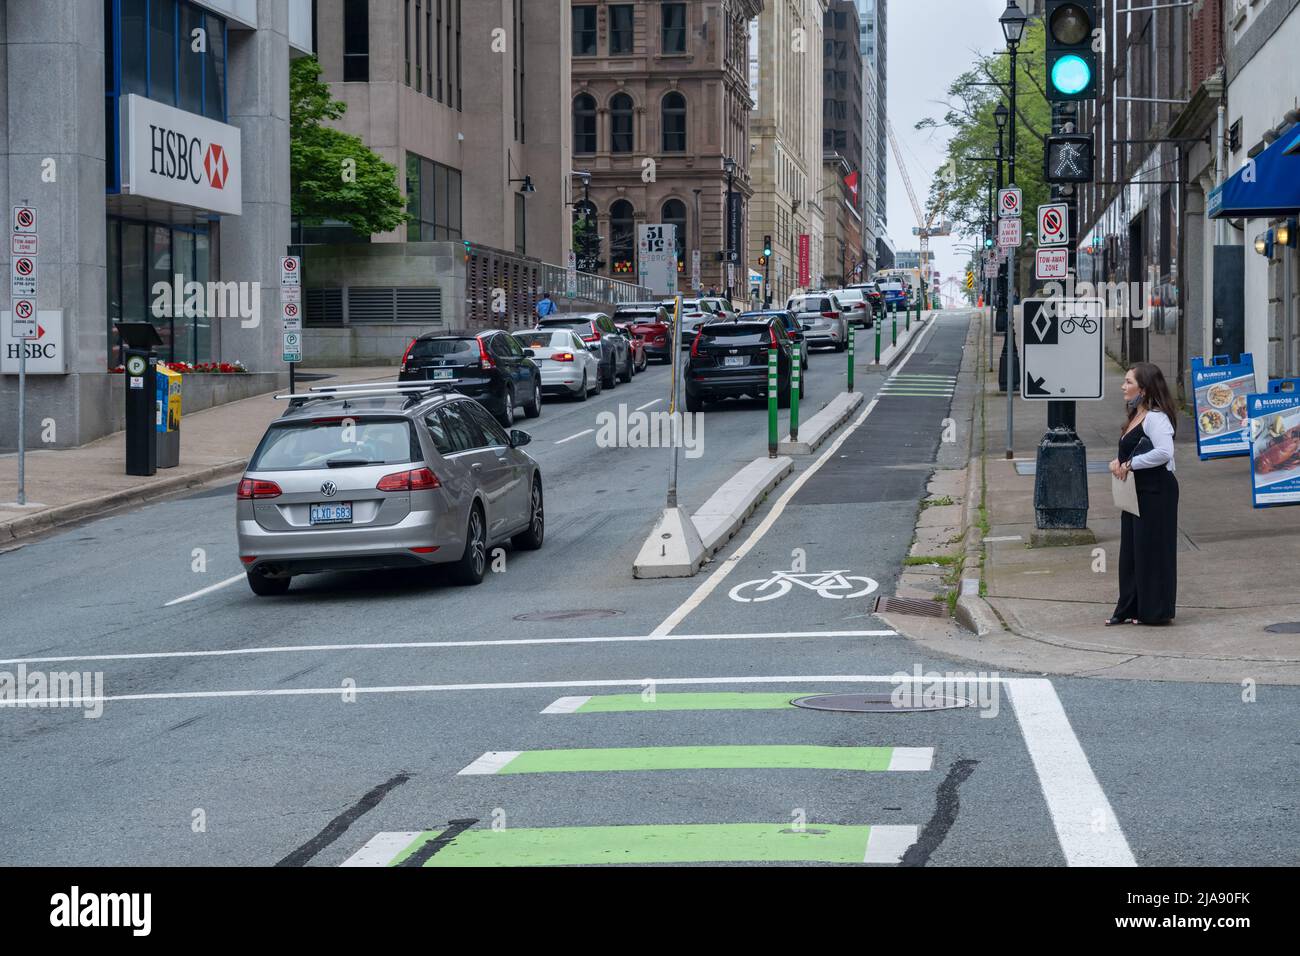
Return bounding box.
[1107,362,1180,626]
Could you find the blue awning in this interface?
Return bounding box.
[1209,129,1300,218]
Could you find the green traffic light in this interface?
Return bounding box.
[1051,54,1092,96]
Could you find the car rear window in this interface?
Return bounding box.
[249,417,417,472]
[537,316,586,328]
[407,337,478,361]
[698,323,770,347]
[518,330,569,349]
[615,310,661,322]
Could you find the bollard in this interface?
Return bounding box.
[906,300,912,332]
[790,343,801,443]
[847,325,855,392]
[767,346,778,458]
[892,305,897,347]
[874,318,881,364]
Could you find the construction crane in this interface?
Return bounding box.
[887,120,952,307]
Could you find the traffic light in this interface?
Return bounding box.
[758,255,768,266]
[983,236,995,250]
[1045,133,1094,183]
[1045,1,1097,101]
[763,235,773,258]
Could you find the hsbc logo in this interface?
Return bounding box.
[149,126,232,190]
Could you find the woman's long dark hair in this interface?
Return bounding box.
[1126,362,1178,438]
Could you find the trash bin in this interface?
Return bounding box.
[156,365,182,468]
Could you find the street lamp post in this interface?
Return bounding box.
[994,105,1007,384]
[723,157,737,302]
[1000,0,1027,460]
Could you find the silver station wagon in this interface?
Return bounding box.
[236,383,544,596]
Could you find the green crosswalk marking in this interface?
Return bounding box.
[389,823,881,867]
[474,745,913,774]
[572,692,816,713]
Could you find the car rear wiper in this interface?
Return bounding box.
[325,458,382,468]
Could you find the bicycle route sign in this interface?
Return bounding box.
[1020,298,1105,401]
[728,570,879,603]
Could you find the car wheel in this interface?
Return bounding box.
[511,478,545,551]
[450,504,488,586]
[591,367,603,395]
[497,387,515,428]
[524,377,542,418]
[686,392,704,413]
[575,371,589,401]
[246,570,291,597]
[638,352,648,372]
[604,358,618,389]
[618,352,632,383]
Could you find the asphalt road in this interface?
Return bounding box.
[0,310,1294,867]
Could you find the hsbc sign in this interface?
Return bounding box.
[122,94,242,216]
[2,310,67,375]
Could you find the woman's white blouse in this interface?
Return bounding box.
[1129,410,1176,473]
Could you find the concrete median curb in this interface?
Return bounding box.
[778,391,865,455]
[692,455,793,555]
[0,459,246,544]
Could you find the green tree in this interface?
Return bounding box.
[290,56,407,236]
[916,21,1052,242]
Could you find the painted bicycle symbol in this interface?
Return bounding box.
[1059,315,1098,335]
[728,570,879,603]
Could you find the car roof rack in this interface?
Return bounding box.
[274,381,454,409]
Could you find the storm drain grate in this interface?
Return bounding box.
[874,595,948,618]
[1265,622,1300,634]
[791,693,972,713]
[513,609,624,622]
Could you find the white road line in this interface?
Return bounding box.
[887,747,935,772]
[1006,678,1137,867]
[0,673,1018,708]
[635,398,664,411]
[0,630,897,667]
[340,831,420,867]
[163,573,246,607]
[555,429,594,445]
[652,315,940,637]
[541,696,592,714]
[863,825,920,863]
[458,751,521,775]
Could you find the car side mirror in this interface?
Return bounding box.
[523,349,536,358]
[509,429,532,448]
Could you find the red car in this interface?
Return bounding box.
[615,322,649,373]
[613,304,673,364]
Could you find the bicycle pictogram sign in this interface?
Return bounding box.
[728,570,880,603]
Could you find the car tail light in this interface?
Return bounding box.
[237,478,282,500]
[400,338,417,370]
[690,330,703,357]
[787,330,798,339]
[476,337,496,370]
[654,335,667,345]
[240,555,257,564]
[409,546,439,554]
[552,352,575,362]
[822,311,839,319]
[769,326,779,348]
[377,467,441,492]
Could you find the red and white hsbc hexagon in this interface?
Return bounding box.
[121,94,242,216]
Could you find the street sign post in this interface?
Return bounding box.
[282,330,302,363]
[998,187,1023,219]
[1038,203,1069,246]
[280,255,302,391]
[1020,298,1105,400]
[10,204,38,506]
[1035,248,1069,280]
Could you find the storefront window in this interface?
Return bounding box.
[178,2,205,113]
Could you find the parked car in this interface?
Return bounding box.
[618,325,648,373]
[236,390,544,595]
[516,328,602,401]
[878,279,909,310]
[830,287,874,328]
[535,312,633,387]
[661,298,725,346]
[613,303,674,363]
[685,316,795,412]
[399,329,541,427]
[740,310,809,370]
[844,282,883,319]
[787,292,849,351]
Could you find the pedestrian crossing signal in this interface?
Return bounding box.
[1045,134,1094,183]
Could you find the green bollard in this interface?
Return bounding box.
[874,317,881,364]
[847,325,855,392]
[790,343,801,443]
[767,346,778,458]
[892,304,897,346]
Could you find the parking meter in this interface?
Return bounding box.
[117,322,164,477]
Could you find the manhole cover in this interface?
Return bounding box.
[874,596,947,618]
[513,609,624,622]
[791,693,972,713]
[1265,622,1300,634]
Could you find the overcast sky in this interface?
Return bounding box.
[885,0,1011,302]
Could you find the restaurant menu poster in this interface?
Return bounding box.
[1191,353,1255,459]
[1247,378,1300,508]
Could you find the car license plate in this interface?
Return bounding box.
[724,356,747,367]
[310,502,353,525]
[432,368,454,380]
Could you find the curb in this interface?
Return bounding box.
[0,458,246,543]
[778,391,865,455]
[869,312,934,369]
[693,455,793,556]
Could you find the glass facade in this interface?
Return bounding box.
[405,153,464,242]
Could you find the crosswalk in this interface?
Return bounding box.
[343,689,936,867]
[878,373,957,398]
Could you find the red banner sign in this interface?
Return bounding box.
[798,234,810,287]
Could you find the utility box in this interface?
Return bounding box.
[155,364,182,468]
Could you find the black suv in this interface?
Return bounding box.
[399,329,542,427]
[740,309,809,370]
[685,316,795,412]
[535,312,632,388]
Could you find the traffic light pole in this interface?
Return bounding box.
[1005,34,1019,461]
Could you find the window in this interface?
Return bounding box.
[436,0,442,101]
[406,152,464,241]
[663,199,687,272]
[574,93,597,154]
[662,2,687,54]
[463,402,509,448]
[405,0,411,86]
[610,4,634,54]
[573,5,598,56]
[515,192,527,256]
[203,13,226,121]
[611,200,636,274]
[424,411,454,455]
[426,0,433,96]
[149,0,175,102]
[413,1,421,90]
[661,92,686,152]
[610,93,634,153]
[439,401,485,452]
[343,0,369,81]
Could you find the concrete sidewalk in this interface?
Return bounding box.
[888,310,1300,684]
[0,367,393,543]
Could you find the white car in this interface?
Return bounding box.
[516,328,602,401]
[829,288,874,328]
[661,298,727,345]
[786,293,849,351]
